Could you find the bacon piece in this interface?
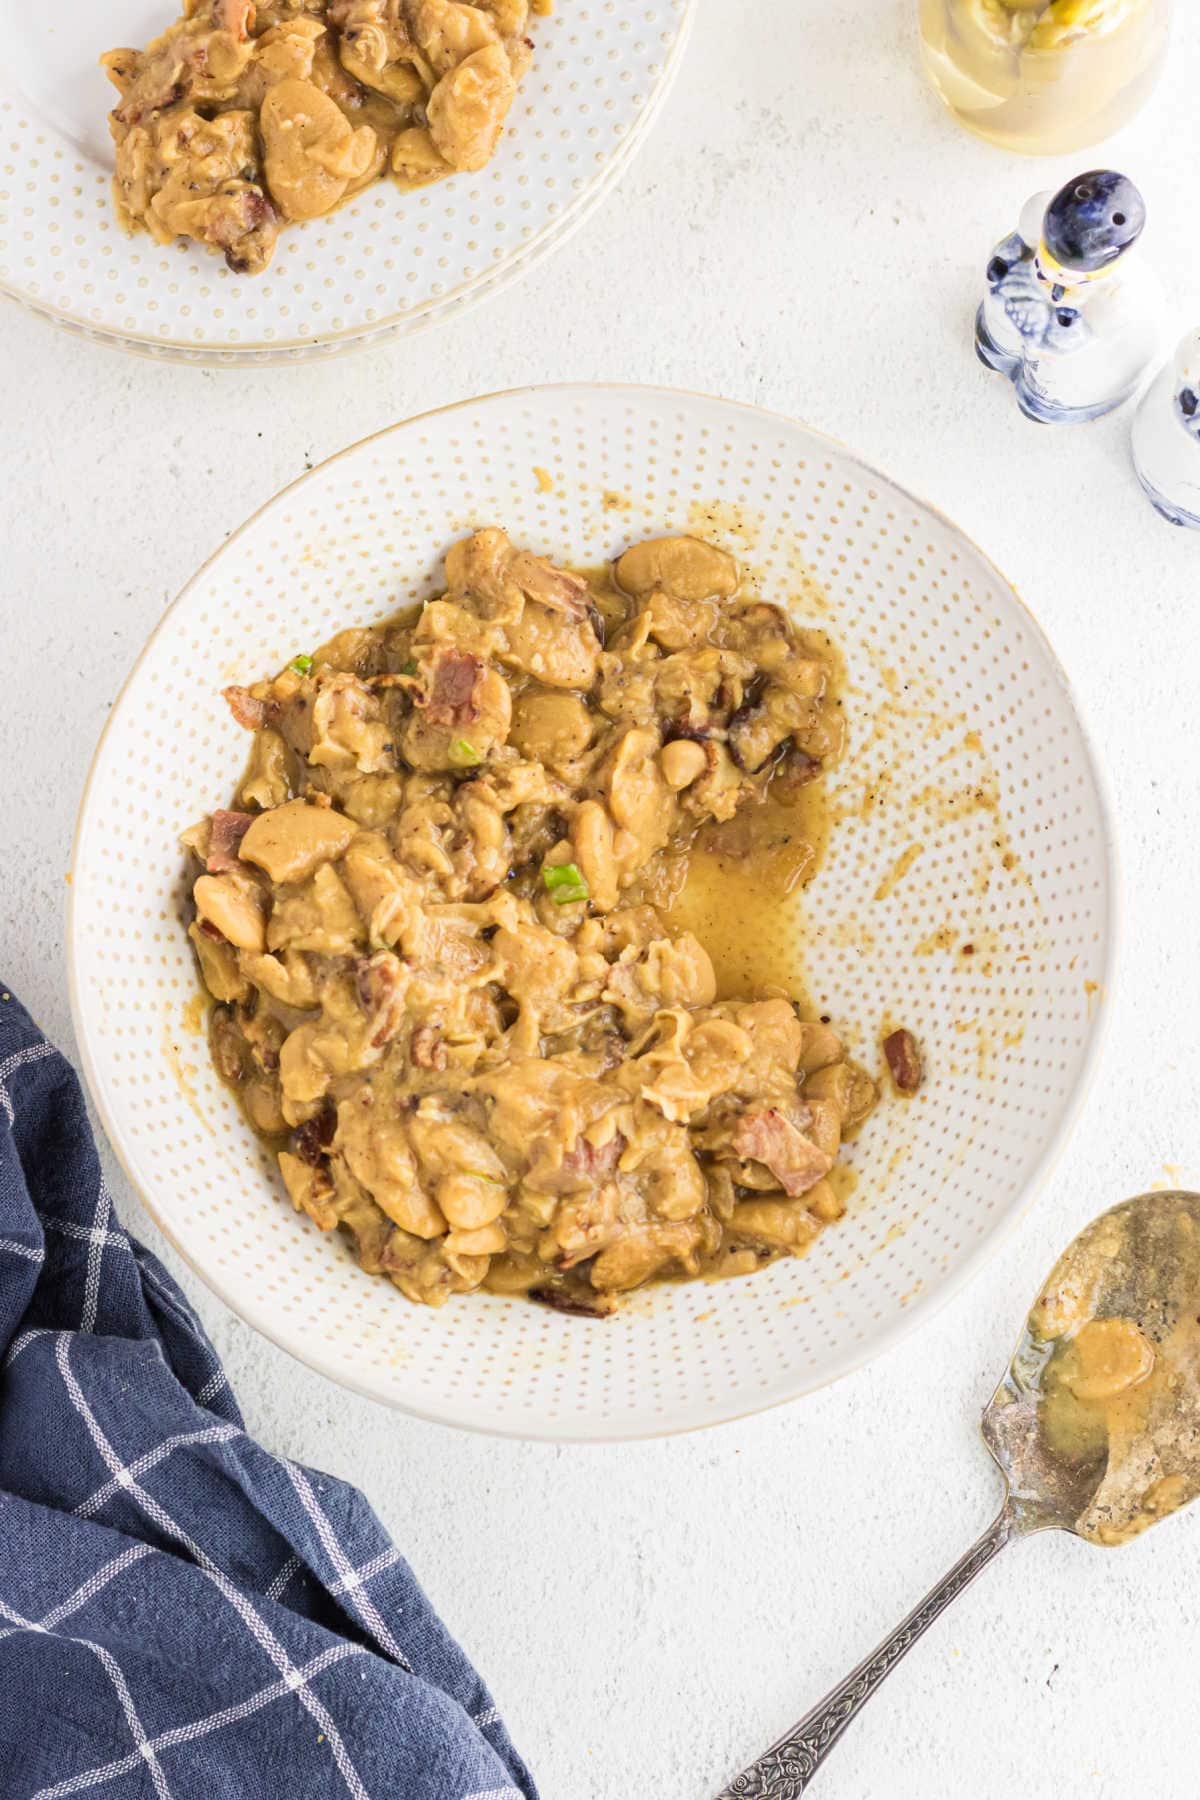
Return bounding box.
[884,1028,923,1096]
[561,1134,622,1183]
[356,951,408,1049]
[508,550,589,620]
[223,685,275,730]
[206,809,254,873]
[199,187,279,275]
[215,0,255,38]
[529,1286,615,1318]
[293,1101,337,1166]
[204,188,275,252]
[531,1131,623,1198]
[409,1024,447,1071]
[774,749,821,795]
[113,78,186,128]
[732,1108,832,1197]
[419,649,484,726]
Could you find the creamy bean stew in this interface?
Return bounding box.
[185,530,876,1313]
[102,0,545,274]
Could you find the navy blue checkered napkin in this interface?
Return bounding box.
[0,988,538,1800]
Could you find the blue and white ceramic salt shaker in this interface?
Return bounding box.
[976,170,1165,424]
[1132,331,1200,528]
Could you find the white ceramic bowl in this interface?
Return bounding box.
[69,385,1118,1439]
[0,0,692,363]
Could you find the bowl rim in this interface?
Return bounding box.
[66,381,1123,1441]
[0,1,696,367]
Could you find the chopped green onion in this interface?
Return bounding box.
[543,861,589,905]
[288,653,314,675]
[400,659,418,677]
[449,737,482,768]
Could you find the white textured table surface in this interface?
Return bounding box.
[4,6,1200,1797]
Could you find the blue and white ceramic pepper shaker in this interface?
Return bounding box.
[1131,331,1200,528]
[976,170,1165,424]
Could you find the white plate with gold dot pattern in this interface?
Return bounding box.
[69,385,1118,1439]
[0,0,692,364]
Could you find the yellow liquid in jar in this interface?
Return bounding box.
[918,0,1171,155]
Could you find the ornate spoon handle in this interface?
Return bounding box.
[714,1505,1016,1798]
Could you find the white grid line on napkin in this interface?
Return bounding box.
[54,1332,370,1800]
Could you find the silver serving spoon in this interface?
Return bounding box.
[715,1190,1200,1799]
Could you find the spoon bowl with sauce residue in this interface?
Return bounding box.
[715,1191,1200,1798]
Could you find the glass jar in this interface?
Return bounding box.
[919,0,1172,155]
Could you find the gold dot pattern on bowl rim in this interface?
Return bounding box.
[0,0,693,363]
[69,387,1115,1439]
